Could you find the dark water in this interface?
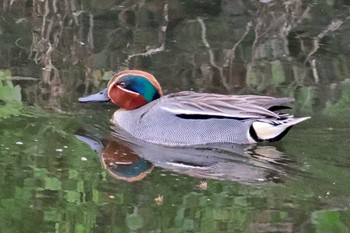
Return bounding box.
[1,1,350,232]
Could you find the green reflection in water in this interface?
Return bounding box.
[0,112,350,232]
[0,69,23,118]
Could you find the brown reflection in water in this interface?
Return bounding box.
[100,139,154,182]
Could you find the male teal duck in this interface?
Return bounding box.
[79,70,310,146]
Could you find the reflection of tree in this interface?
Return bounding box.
[0,0,350,114]
[247,1,311,95]
[125,1,169,65]
[197,17,251,93]
[28,0,95,111]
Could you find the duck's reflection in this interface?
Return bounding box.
[76,128,297,183]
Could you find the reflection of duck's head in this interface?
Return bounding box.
[76,134,153,182]
[101,140,154,182]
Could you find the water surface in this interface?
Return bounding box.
[1,1,350,232]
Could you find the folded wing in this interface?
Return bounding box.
[161,91,294,119]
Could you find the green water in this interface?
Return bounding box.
[1,0,350,232]
[1,111,350,233]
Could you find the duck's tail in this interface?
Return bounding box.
[250,116,310,142]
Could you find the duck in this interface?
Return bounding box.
[78,70,310,146]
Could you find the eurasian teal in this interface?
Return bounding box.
[79,70,310,146]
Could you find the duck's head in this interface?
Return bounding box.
[79,70,163,110]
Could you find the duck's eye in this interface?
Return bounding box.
[119,81,126,87]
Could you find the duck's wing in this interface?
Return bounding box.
[161,91,294,119]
